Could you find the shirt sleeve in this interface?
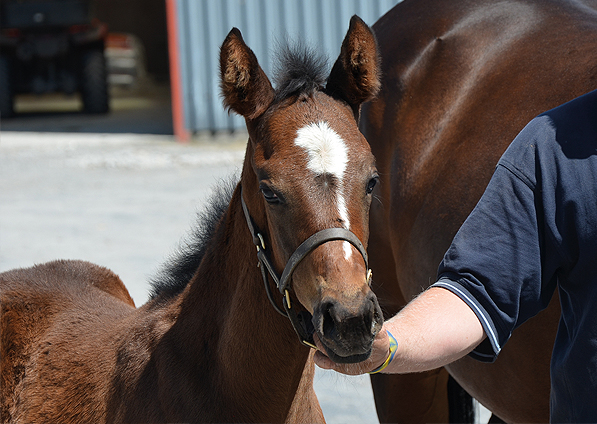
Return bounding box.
[432,144,556,362]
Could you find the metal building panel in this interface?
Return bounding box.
[176,0,401,133]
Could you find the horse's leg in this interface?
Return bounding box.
[367,219,456,423]
[370,369,450,423]
[447,375,474,423]
[286,350,325,424]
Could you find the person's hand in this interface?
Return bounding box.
[313,328,393,375]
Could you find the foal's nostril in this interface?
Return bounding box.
[320,298,381,338]
[321,301,338,339]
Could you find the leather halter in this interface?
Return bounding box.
[240,189,371,349]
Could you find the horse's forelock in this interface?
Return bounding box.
[273,43,329,103]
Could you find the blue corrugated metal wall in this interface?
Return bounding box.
[175,0,401,133]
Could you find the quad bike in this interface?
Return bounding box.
[0,0,109,117]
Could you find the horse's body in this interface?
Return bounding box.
[0,17,383,423]
[362,0,597,422]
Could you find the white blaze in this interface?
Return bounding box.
[294,121,352,259]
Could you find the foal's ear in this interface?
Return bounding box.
[219,28,275,120]
[326,15,381,119]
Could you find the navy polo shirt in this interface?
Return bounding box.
[433,89,597,422]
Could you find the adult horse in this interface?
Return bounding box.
[362,0,597,422]
[0,17,383,423]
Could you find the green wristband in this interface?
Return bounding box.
[368,331,398,374]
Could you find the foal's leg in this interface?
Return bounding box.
[286,350,325,424]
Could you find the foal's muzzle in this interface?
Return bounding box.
[314,290,383,364]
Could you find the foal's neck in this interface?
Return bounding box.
[172,188,312,422]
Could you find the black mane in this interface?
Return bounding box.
[148,177,236,301]
[273,42,329,103]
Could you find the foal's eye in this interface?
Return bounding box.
[366,176,379,194]
[260,184,280,204]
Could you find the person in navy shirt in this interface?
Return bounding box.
[315,89,597,422]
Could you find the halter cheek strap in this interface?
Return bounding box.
[240,189,371,349]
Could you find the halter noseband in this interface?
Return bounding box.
[240,189,371,349]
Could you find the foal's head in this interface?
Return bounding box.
[220,16,382,363]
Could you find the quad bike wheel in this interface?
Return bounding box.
[81,49,109,114]
[0,55,14,118]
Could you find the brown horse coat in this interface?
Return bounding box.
[362,0,597,422]
[0,260,136,422]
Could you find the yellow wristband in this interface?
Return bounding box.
[368,331,398,374]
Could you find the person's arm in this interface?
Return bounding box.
[313,287,486,375]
